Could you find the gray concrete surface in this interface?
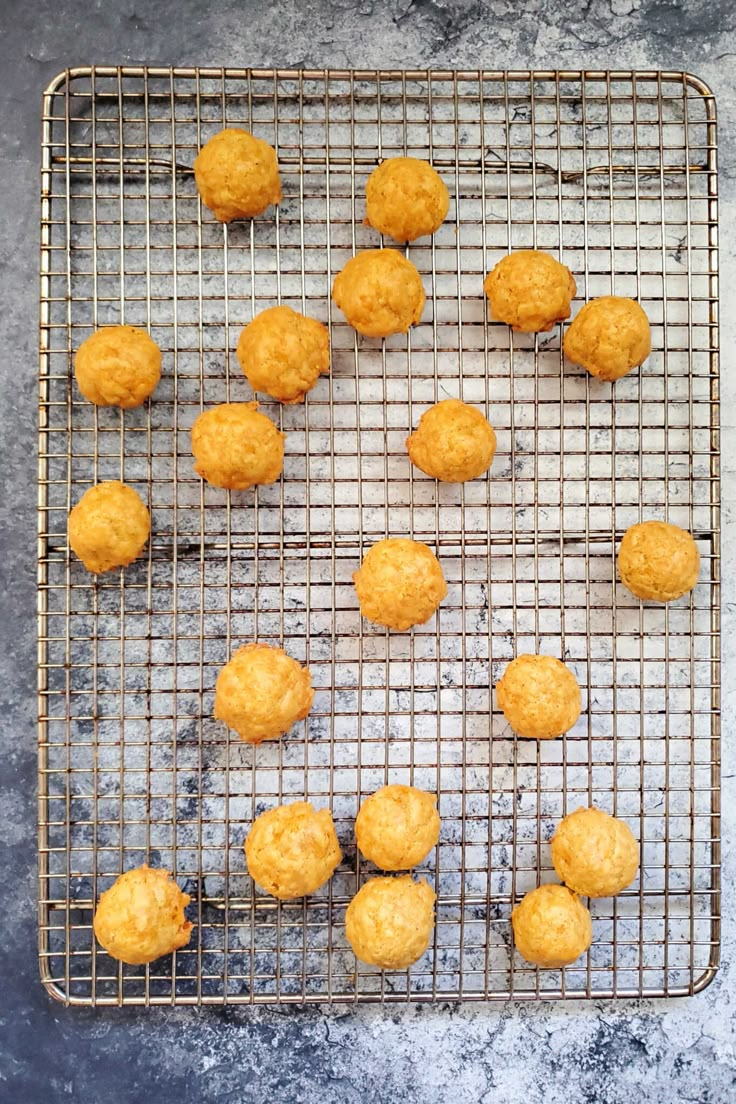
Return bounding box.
[1,1,734,1101]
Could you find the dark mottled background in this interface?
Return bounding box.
[1,1,734,1101]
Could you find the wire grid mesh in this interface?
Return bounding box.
[38,67,720,1006]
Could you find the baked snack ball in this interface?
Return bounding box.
[191,402,284,491]
[236,305,330,404]
[564,296,651,381]
[353,538,447,631]
[511,883,592,968]
[214,642,314,744]
[74,325,161,408]
[618,520,700,602]
[551,806,639,898]
[245,802,342,900]
[406,399,496,483]
[68,481,150,574]
[365,157,449,243]
[496,654,581,739]
[483,250,576,333]
[331,249,426,338]
[93,865,192,966]
[345,876,435,970]
[193,127,281,222]
[355,785,440,870]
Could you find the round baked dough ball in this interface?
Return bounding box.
[237,305,330,404]
[74,325,161,408]
[68,481,150,575]
[356,785,440,870]
[406,399,496,483]
[245,802,342,900]
[193,127,281,222]
[191,402,284,490]
[484,250,576,333]
[214,642,314,744]
[332,249,426,338]
[551,806,639,898]
[496,654,581,739]
[365,157,449,243]
[353,538,447,631]
[345,876,435,970]
[93,865,192,966]
[511,883,592,968]
[618,520,700,602]
[564,296,651,381]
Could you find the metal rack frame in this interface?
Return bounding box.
[38,68,720,1005]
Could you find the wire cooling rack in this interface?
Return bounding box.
[38,68,720,1006]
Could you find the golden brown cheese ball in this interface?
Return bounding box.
[564,296,651,381]
[193,127,281,222]
[345,875,435,970]
[74,325,161,408]
[484,250,576,333]
[511,883,592,968]
[191,402,284,491]
[365,157,449,243]
[356,785,440,870]
[496,654,581,739]
[551,806,639,898]
[68,481,150,575]
[237,306,330,404]
[214,642,314,744]
[618,520,700,602]
[353,538,447,631]
[406,399,496,483]
[245,801,342,900]
[93,865,192,966]
[332,249,426,338]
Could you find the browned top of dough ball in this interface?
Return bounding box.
[194,127,281,222]
[74,325,161,408]
[245,802,342,900]
[68,480,151,575]
[214,642,314,744]
[236,305,330,404]
[353,537,447,631]
[483,250,576,333]
[365,157,449,243]
[617,520,699,602]
[563,296,651,381]
[496,653,582,739]
[93,864,192,966]
[406,398,497,483]
[191,402,285,490]
[332,249,426,338]
[345,875,436,970]
[511,883,592,968]
[551,806,639,898]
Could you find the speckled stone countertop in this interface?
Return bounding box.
[1,1,734,1101]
